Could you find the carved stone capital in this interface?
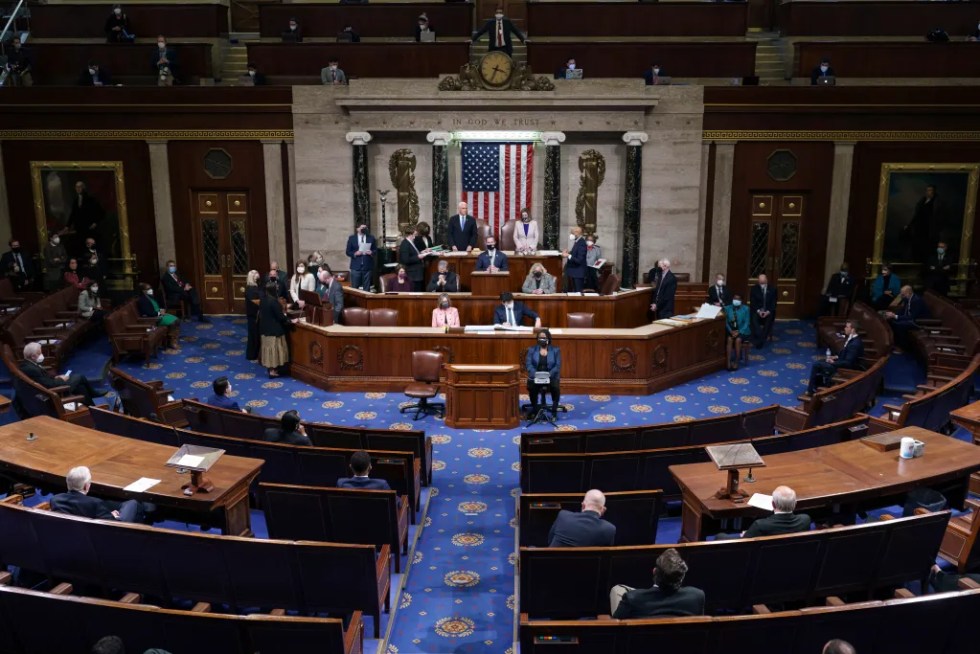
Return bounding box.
[346,131,373,146]
[622,131,649,147]
[540,131,566,147]
[426,131,452,146]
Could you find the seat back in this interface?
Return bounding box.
[412,349,444,384]
[499,218,518,251]
[566,312,595,328]
[518,490,662,547]
[378,273,397,293]
[475,218,492,248]
[342,307,370,326]
[369,308,399,326]
[599,273,621,296]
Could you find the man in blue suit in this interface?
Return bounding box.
[51,466,142,523]
[884,285,928,351]
[447,201,477,252]
[345,223,377,291]
[749,273,778,348]
[563,226,587,292]
[493,292,541,328]
[808,320,864,394]
[525,328,561,414]
[650,259,677,319]
[338,450,392,490]
[548,489,616,547]
[475,235,509,272]
[206,376,243,412]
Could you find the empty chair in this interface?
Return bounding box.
[378,273,397,293]
[600,273,621,296]
[401,350,445,420]
[342,307,370,326]
[566,312,595,328]
[370,308,399,326]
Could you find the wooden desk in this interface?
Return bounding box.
[29,43,214,86]
[290,315,726,394]
[470,271,512,298]
[670,427,980,542]
[258,3,473,39]
[0,395,10,414]
[0,416,262,536]
[795,42,980,79]
[424,253,564,292]
[444,364,520,429]
[527,42,757,79]
[527,2,748,37]
[777,0,980,36]
[29,3,229,38]
[951,399,980,494]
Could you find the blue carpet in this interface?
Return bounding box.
[18,317,957,654]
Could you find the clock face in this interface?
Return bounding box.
[479,51,513,89]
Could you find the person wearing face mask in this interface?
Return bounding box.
[584,233,602,292]
[79,61,112,86]
[245,270,262,361]
[346,224,377,291]
[163,259,208,322]
[414,221,438,258]
[317,268,344,324]
[206,376,246,412]
[522,262,556,295]
[819,262,855,317]
[289,261,316,305]
[810,58,835,85]
[1,239,35,289]
[242,62,266,86]
[562,226,587,292]
[427,259,460,293]
[104,4,133,43]
[525,328,561,418]
[281,18,303,43]
[388,265,414,292]
[138,282,180,348]
[431,293,460,328]
[415,13,434,42]
[493,291,541,328]
[883,285,929,352]
[320,58,348,85]
[925,241,954,296]
[259,281,298,378]
[43,233,67,290]
[78,282,105,325]
[749,273,778,348]
[475,236,509,273]
[555,57,577,80]
[153,34,177,86]
[643,63,667,86]
[707,273,731,307]
[647,259,664,289]
[264,261,289,300]
[398,226,432,291]
[723,293,751,370]
[512,208,539,254]
[870,263,901,311]
[649,259,676,320]
[19,342,106,406]
[472,7,526,58]
[63,258,92,291]
[5,37,33,87]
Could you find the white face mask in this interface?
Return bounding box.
[249,70,256,77]
[146,289,154,296]
[653,67,660,74]
[114,8,121,15]
[88,68,97,75]
[36,354,44,364]
[820,65,828,72]
[90,286,99,294]
[495,13,503,19]
[586,241,594,247]
[297,267,305,274]
[329,65,337,71]
[52,237,60,245]
[289,24,297,31]
[568,233,576,241]
[567,63,575,70]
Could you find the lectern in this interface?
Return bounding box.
[705,443,764,502]
[470,271,511,297]
[444,364,520,429]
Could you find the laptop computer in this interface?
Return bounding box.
[565,68,583,80]
[652,75,672,85]
[420,30,436,42]
[817,75,836,86]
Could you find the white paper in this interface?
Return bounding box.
[495,324,533,332]
[358,241,372,253]
[829,296,838,303]
[124,477,161,493]
[464,325,497,333]
[537,250,561,256]
[177,454,205,468]
[695,303,722,319]
[565,292,582,297]
[62,402,77,412]
[747,493,774,512]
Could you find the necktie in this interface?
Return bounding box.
[460,216,465,230]
[78,194,83,207]
[360,235,364,246]
[496,20,504,46]
[14,253,22,270]
[507,307,515,326]
[762,286,767,302]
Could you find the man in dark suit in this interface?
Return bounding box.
[548,489,616,547]
[610,548,705,619]
[810,58,835,85]
[819,263,855,316]
[263,410,311,446]
[243,62,266,85]
[807,320,864,394]
[749,273,777,348]
[563,226,587,292]
[642,63,667,86]
[427,259,460,293]
[264,262,289,300]
[925,240,954,296]
[345,223,377,291]
[0,238,35,288]
[79,62,112,86]
[448,201,478,252]
[742,485,811,538]
[337,450,393,490]
[318,268,344,324]
[493,292,542,328]
[19,342,105,406]
[281,17,303,42]
[706,272,731,307]
[163,259,208,322]
[399,226,429,292]
[153,35,178,85]
[650,259,676,319]
[884,285,928,351]
[472,8,526,58]
[51,466,141,522]
[206,376,244,412]
[475,235,508,272]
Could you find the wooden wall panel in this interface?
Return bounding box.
[28,43,213,86]
[778,1,980,36]
[29,4,228,39]
[795,42,980,79]
[258,3,473,38]
[527,42,757,79]
[526,2,748,37]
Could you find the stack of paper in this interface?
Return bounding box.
[747,493,774,511]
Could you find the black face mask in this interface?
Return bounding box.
[538,339,548,346]
[487,246,496,251]
[10,247,20,253]
[533,272,542,278]
[440,302,449,309]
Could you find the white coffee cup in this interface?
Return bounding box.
[899,437,915,459]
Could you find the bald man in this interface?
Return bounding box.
[823,640,856,654]
[547,489,616,547]
[742,485,811,538]
[448,201,477,252]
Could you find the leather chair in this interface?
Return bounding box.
[400,350,445,420]
[566,313,595,328]
[379,273,397,293]
[499,220,518,251]
[342,307,370,326]
[369,308,399,327]
[600,273,621,296]
[475,219,492,250]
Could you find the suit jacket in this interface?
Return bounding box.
[475,249,509,271]
[243,71,266,85]
[337,476,392,491]
[207,394,241,412]
[547,509,616,547]
[472,17,526,50]
[0,250,34,280]
[750,284,777,315]
[399,238,425,282]
[493,302,539,326]
[263,427,311,446]
[320,66,348,85]
[18,359,62,389]
[258,296,291,337]
[513,220,539,252]
[281,27,303,42]
[743,511,811,538]
[723,304,751,337]
[707,284,731,306]
[811,65,835,85]
[153,46,177,75]
[346,234,377,272]
[79,67,112,86]
[322,280,344,322]
[427,271,460,293]
[448,214,478,251]
[525,344,561,382]
[835,335,864,370]
[926,253,954,280]
[871,273,901,303]
[137,293,160,319]
[653,270,677,317]
[894,293,928,325]
[162,271,190,304]
[825,272,855,298]
[612,585,706,619]
[263,274,289,300]
[432,306,460,328]
[642,68,668,85]
[51,490,116,521]
[522,272,556,294]
[565,237,587,280]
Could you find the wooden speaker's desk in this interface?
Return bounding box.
[424,252,565,292]
[290,315,726,395]
[444,364,520,430]
[670,427,980,542]
[951,399,980,494]
[470,271,511,298]
[0,416,262,536]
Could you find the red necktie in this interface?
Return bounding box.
[496,20,504,46]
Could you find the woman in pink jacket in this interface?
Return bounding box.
[431,293,460,328]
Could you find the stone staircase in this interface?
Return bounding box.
[220,32,255,85]
[748,31,789,85]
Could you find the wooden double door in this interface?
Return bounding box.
[193,191,252,314]
[747,193,806,319]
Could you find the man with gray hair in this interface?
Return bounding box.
[610,547,705,618]
[50,466,141,522]
[742,485,811,538]
[18,342,105,406]
[547,489,616,547]
[649,258,676,320]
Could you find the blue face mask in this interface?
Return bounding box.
[733,299,742,307]
[168,265,177,274]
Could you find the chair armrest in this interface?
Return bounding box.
[0,571,11,586]
[825,596,846,606]
[893,588,915,599]
[881,404,904,417]
[190,602,211,612]
[344,611,364,654]
[964,497,980,513]
[958,577,980,590]
[118,593,142,604]
[0,494,24,505]
[917,318,942,326]
[879,513,895,521]
[34,501,51,511]
[60,394,88,406]
[596,614,613,620]
[751,604,771,615]
[148,380,165,389]
[50,583,73,596]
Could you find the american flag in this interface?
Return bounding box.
[460,142,534,239]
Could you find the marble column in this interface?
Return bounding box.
[826,141,856,279]
[286,141,299,263]
[346,131,372,230]
[427,131,451,246]
[541,132,566,251]
[262,139,287,266]
[696,141,712,283]
[146,140,176,268]
[709,141,736,277]
[621,131,649,289]
[0,142,11,248]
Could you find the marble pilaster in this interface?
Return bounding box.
[262,139,287,266]
[346,131,373,229]
[826,141,856,278]
[146,140,175,268]
[427,131,451,246]
[696,141,712,282]
[286,141,299,263]
[541,132,565,251]
[709,141,736,277]
[621,131,648,288]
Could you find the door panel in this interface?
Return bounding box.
[747,193,806,318]
[193,191,251,314]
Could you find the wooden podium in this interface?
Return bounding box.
[444,364,520,429]
[470,271,512,297]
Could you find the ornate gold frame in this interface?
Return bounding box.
[30,161,135,284]
[872,163,978,279]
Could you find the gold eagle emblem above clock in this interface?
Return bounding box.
[477,51,514,89]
